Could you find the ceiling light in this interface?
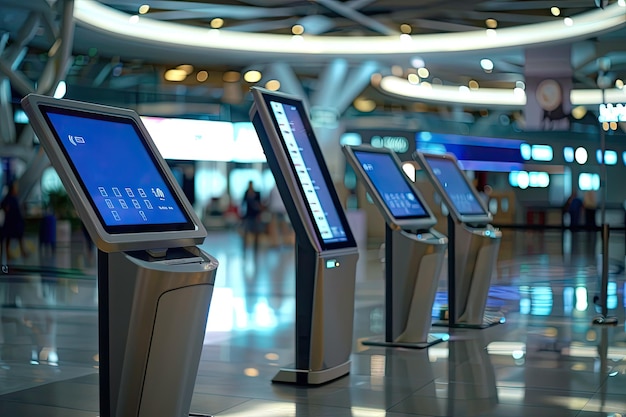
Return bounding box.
[244,70,262,83]
[164,69,187,82]
[417,67,429,78]
[469,80,479,90]
[571,106,587,119]
[485,18,497,29]
[291,24,304,35]
[196,70,208,82]
[551,7,560,16]
[410,56,425,68]
[480,58,494,72]
[177,64,194,75]
[75,2,626,56]
[408,73,419,84]
[53,81,66,98]
[516,81,526,90]
[265,80,280,91]
[210,18,224,29]
[138,4,149,14]
[353,97,376,112]
[400,24,411,34]
[616,79,624,89]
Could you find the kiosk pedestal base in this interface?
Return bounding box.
[362,332,448,349]
[274,247,358,386]
[445,220,503,329]
[99,248,218,417]
[434,309,505,329]
[370,228,447,348]
[272,361,351,385]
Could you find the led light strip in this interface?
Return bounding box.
[74,1,625,56]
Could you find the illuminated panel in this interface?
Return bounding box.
[416,131,524,172]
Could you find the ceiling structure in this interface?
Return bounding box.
[1,0,626,129]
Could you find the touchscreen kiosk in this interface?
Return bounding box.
[343,146,447,348]
[22,94,217,417]
[250,87,358,385]
[413,151,502,328]
[21,94,205,253]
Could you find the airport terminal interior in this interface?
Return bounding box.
[1,1,626,417]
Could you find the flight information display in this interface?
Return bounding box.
[268,100,350,246]
[422,155,487,216]
[40,107,194,233]
[352,150,429,219]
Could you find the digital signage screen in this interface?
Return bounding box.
[22,94,205,252]
[414,151,491,224]
[250,88,355,251]
[343,146,435,230]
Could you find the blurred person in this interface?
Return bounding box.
[1,182,29,259]
[563,192,582,229]
[583,190,597,228]
[241,181,263,252]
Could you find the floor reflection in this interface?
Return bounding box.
[0,229,624,417]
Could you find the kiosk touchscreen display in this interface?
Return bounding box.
[38,106,194,234]
[253,90,355,250]
[422,154,488,217]
[352,150,429,219]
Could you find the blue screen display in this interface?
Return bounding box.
[42,109,191,231]
[353,150,428,219]
[269,101,349,245]
[424,156,487,216]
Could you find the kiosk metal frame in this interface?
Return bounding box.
[413,151,503,328]
[22,94,218,417]
[250,87,359,385]
[343,145,447,348]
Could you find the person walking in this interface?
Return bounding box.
[1,182,29,259]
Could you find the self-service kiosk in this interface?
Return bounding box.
[22,94,218,417]
[413,151,502,328]
[343,145,447,348]
[249,87,359,385]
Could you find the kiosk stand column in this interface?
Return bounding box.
[413,151,504,329]
[289,243,358,384]
[381,226,448,346]
[100,249,217,417]
[250,87,359,385]
[446,217,502,328]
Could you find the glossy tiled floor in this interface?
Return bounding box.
[0,227,625,417]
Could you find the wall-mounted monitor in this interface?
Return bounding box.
[21,94,206,253]
[249,87,356,251]
[413,151,492,225]
[343,145,436,231]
